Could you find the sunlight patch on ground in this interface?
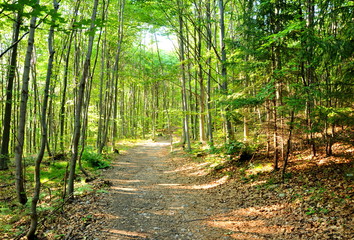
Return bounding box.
[163,162,210,176]
[247,180,267,187]
[246,163,273,175]
[206,204,290,239]
[190,175,229,189]
[111,187,139,192]
[164,165,196,174]
[162,176,229,190]
[114,179,142,183]
[158,183,181,187]
[103,229,150,238]
[115,162,134,165]
[143,141,171,147]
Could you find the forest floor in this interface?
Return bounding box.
[40,136,354,240]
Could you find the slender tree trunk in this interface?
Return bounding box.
[97,9,107,152]
[15,1,40,205]
[27,1,58,238]
[307,0,316,157]
[0,4,23,170]
[205,0,214,145]
[271,0,283,171]
[195,8,206,143]
[218,0,233,142]
[177,0,191,151]
[60,1,81,153]
[67,0,99,199]
[112,0,125,146]
[281,110,295,182]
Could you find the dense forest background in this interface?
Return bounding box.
[0,0,353,238]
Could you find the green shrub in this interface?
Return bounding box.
[81,149,110,169]
[223,141,258,162]
[224,141,244,155]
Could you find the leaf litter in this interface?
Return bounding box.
[2,139,353,239]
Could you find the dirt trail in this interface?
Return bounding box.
[99,140,232,240]
[50,138,352,239]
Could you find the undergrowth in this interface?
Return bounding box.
[0,146,113,239]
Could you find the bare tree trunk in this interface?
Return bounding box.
[112,0,125,147]
[60,0,81,153]
[0,4,23,170]
[218,0,233,142]
[67,0,99,200]
[281,111,295,182]
[27,1,58,238]
[195,5,206,143]
[177,0,191,151]
[15,0,40,205]
[97,4,108,153]
[205,0,214,145]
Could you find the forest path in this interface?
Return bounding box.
[99,139,232,240]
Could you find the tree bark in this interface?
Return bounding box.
[59,0,81,153]
[0,4,23,170]
[281,111,295,182]
[177,0,191,151]
[205,0,214,145]
[27,1,58,238]
[15,0,40,205]
[67,0,99,199]
[218,0,233,142]
[112,0,125,146]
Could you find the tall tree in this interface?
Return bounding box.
[205,0,214,144]
[0,2,23,170]
[112,0,126,148]
[218,0,233,142]
[27,1,58,238]
[67,0,99,199]
[177,0,191,151]
[59,0,81,153]
[14,0,40,205]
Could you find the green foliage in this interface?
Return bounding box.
[223,141,258,161]
[306,207,329,215]
[224,141,245,155]
[81,148,110,170]
[76,184,93,194]
[208,144,221,154]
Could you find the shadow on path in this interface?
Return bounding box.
[100,141,233,240]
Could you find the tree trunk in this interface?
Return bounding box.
[205,0,214,145]
[0,4,23,170]
[195,8,206,143]
[15,0,40,205]
[281,110,295,182]
[27,1,58,238]
[67,0,99,200]
[218,0,233,142]
[60,1,81,153]
[177,0,191,151]
[112,0,125,147]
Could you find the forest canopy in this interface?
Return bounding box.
[0,0,353,238]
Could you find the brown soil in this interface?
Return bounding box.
[98,139,233,240]
[40,138,353,240]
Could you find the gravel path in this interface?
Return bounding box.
[100,140,232,240]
